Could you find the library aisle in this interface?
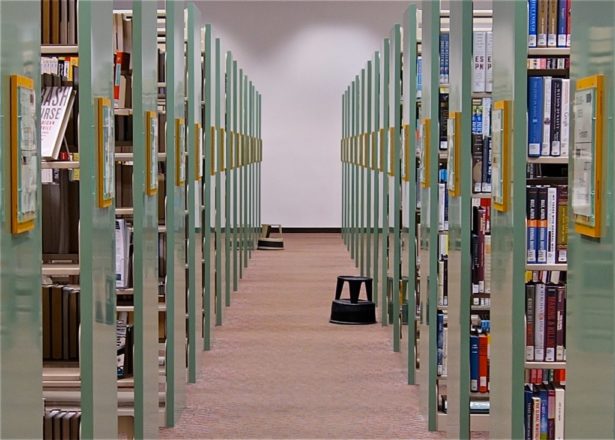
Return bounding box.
[160,234,442,439]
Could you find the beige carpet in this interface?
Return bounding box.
[160,233,444,439]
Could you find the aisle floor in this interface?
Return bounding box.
[160,233,444,439]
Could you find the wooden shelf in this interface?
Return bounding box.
[525,361,566,369]
[527,69,569,78]
[115,108,133,116]
[472,91,492,98]
[116,304,167,313]
[117,288,134,295]
[525,263,567,271]
[42,263,80,276]
[527,47,570,56]
[116,207,134,216]
[471,305,491,311]
[527,156,568,165]
[41,160,79,169]
[42,45,79,55]
[471,193,491,199]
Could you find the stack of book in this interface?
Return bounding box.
[43,409,81,439]
[438,168,449,308]
[439,33,449,85]
[437,311,448,377]
[471,198,491,301]
[526,185,568,265]
[472,31,493,93]
[525,281,567,363]
[470,319,491,393]
[41,0,78,45]
[113,13,133,109]
[41,285,80,362]
[528,0,571,48]
[471,97,492,193]
[528,77,571,158]
[524,383,565,439]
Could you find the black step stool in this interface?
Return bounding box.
[330,275,376,325]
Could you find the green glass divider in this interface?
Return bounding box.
[257,92,262,243]
[381,38,390,327]
[403,4,418,385]
[78,1,117,436]
[238,68,244,279]
[417,0,440,431]
[215,37,223,326]
[567,2,615,437]
[489,2,527,438]
[165,0,187,426]
[224,51,233,306]
[131,1,161,436]
[359,68,365,276]
[373,51,381,309]
[446,1,472,437]
[351,79,356,263]
[202,24,213,348]
[242,74,249,271]
[0,2,42,437]
[186,1,202,385]
[390,24,402,353]
[232,60,239,292]
[366,60,373,280]
[248,81,254,260]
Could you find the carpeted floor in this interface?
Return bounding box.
[160,233,444,439]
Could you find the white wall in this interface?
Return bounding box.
[196,1,410,227]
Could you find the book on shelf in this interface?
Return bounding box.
[113,12,133,109]
[41,0,78,45]
[115,219,131,289]
[527,57,569,71]
[525,281,566,362]
[471,198,491,294]
[528,0,571,48]
[526,185,568,264]
[42,284,80,362]
[524,383,565,440]
[439,33,449,85]
[437,311,447,377]
[41,86,76,160]
[471,97,492,193]
[472,31,493,93]
[43,409,81,440]
[416,56,423,98]
[439,93,449,150]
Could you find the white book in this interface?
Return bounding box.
[534,283,546,361]
[560,79,570,157]
[532,397,541,440]
[554,388,565,439]
[542,77,552,156]
[442,327,448,377]
[438,260,445,306]
[438,183,446,231]
[485,32,493,93]
[115,219,130,288]
[484,235,492,294]
[547,187,557,264]
[41,86,75,159]
[472,32,487,93]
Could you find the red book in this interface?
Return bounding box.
[114,52,122,101]
[545,285,558,362]
[479,334,489,393]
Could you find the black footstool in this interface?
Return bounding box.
[330,275,376,325]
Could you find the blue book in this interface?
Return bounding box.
[443,33,450,84]
[528,0,538,47]
[527,186,538,264]
[437,312,444,375]
[416,57,423,96]
[539,386,549,440]
[557,0,567,47]
[524,386,534,440]
[439,34,445,85]
[528,76,544,157]
[470,335,479,392]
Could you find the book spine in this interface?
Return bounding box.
[525,386,534,440]
[548,386,556,439]
[440,34,445,85]
[478,207,486,292]
[547,186,557,264]
[556,185,568,263]
[550,78,562,156]
[528,0,538,47]
[554,388,565,439]
[484,234,492,294]
[470,334,479,391]
[437,312,444,375]
[537,0,548,47]
[557,0,567,47]
[537,186,548,264]
[535,283,546,362]
[479,334,489,393]
[444,33,450,84]
[541,77,552,156]
[565,0,571,47]
[472,32,487,93]
[472,134,484,193]
[556,285,566,361]
[528,77,544,157]
[539,387,549,440]
[486,32,493,92]
[439,182,446,231]
[547,0,558,47]
[471,232,479,293]
[560,79,570,157]
[545,285,558,361]
[532,396,542,440]
[527,186,538,264]
[526,284,536,361]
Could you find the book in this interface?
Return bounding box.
[525,386,534,440]
[478,333,489,393]
[547,186,557,264]
[557,0,567,47]
[526,284,536,361]
[528,77,543,157]
[550,78,562,156]
[554,387,565,439]
[527,186,538,264]
[472,31,487,93]
[437,311,445,376]
[486,32,493,92]
[537,186,548,264]
[470,334,479,392]
[547,0,558,47]
[545,285,558,362]
[532,396,541,440]
[41,86,76,159]
[539,386,549,440]
[537,0,548,47]
[556,285,566,361]
[535,283,546,362]
[560,79,570,157]
[528,0,538,47]
[541,77,552,156]
[565,0,571,47]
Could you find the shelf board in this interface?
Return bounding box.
[470,391,490,399]
[527,69,569,78]
[525,263,567,271]
[41,160,79,169]
[525,361,566,369]
[43,366,80,382]
[117,288,134,295]
[116,207,134,216]
[472,91,492,98]
[116,304,167,313]
[42,263,80,276]
[115,108,133,116]
[527,47,570,56]
[527,156,568,164]
[471,193,491,199]
[157,82,166,87]
[42,45,79,55]
[471,305,491,311]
